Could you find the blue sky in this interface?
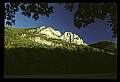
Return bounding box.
[4,3,117,44]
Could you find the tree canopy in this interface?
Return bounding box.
[5,3,117,38]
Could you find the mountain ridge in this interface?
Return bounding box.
[4,26,117,52]
[4,26,87,49]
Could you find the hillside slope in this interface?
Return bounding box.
[89,41,117,54]
[4,26,87,49]
[4,26,117,77]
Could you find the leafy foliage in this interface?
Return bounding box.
[5,3,54,25]
[72,3,117,38]
[5,3,117,38]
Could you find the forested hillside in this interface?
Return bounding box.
[4,26,117,78]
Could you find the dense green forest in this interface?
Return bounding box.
[4,26,117,78]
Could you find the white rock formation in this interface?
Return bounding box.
[21,26,87,46]
[62,32,84,45]
[37,26,62,39]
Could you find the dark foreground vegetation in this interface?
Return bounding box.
[4,47,117,76]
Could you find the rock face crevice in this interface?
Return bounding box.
[21,26,87,46]
[63,32,84,44]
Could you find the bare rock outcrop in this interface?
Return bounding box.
[21,26,87,46]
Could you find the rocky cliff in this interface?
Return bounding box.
[21,26,87,47]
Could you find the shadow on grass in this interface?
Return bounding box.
[4,47,117,76]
